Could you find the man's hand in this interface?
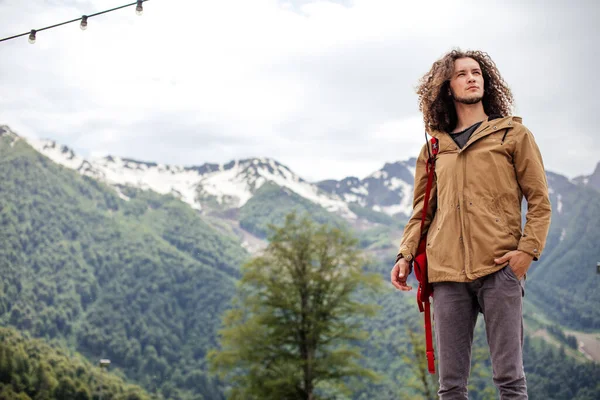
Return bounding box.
[494,250,534,279]
[391,258,412,291]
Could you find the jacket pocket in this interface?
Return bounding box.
[426,209,443,243]
[491,198,511,233]
[468,203,516,267]
[427,207,460,268]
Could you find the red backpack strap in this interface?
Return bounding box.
[419,137,438,374]
[425,301,435,373]
[418,138,438,236]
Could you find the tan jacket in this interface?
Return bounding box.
[397,116,552,282]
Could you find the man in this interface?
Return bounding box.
[390,49,552,399]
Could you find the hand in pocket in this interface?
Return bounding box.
[494,250,533,280]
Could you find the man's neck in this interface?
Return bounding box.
[453,102,488,133]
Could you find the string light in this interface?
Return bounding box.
[80,16,88,31]
[0,0,149,44]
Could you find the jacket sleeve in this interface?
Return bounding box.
[396,143,437,260]
[513,127,552,260]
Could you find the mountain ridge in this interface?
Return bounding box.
[0,125,357,219]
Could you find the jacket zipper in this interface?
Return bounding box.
[460,149,469,276]
[457,125,492,276]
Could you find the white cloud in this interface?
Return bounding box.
[0,0,598,181]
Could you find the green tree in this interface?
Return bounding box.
[209,213,381,400]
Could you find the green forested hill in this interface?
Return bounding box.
[524,336,600,400]
[239,182,350,238]
[528,172,600,329]
[0,135,248,399]
[0,326,150,399]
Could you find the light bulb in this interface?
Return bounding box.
[28,30,36,44]
[136,1,143,15]
[80,16,88,31]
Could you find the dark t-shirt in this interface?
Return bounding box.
[449,121,483,149]
[448,115,502,149]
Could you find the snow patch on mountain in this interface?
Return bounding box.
[0,125,17,139]
[386,177,406,191]
[374,204,410,216]
[1,126,22,147]
[342,193,361,204]
[350,186,369,195]
[368,170,387,180]
[199,161,255,207]
[27,138,84,170]
[398,182,414,215]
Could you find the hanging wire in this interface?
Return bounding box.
[0,0,149,44]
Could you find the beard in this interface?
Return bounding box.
[453,92,483,105]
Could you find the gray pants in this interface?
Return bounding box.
[432,265,527,400]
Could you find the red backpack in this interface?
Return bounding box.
[412,137,438,374]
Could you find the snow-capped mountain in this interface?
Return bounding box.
[0,125,356,219]
[316,159,417,217]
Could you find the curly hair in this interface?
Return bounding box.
[416,49,514,133]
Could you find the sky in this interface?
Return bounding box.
[0,0,598,182]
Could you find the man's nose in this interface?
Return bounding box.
[467,74,476,83]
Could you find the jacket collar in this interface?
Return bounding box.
[428,116,522,152]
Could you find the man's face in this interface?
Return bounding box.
[449,57,484,105]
